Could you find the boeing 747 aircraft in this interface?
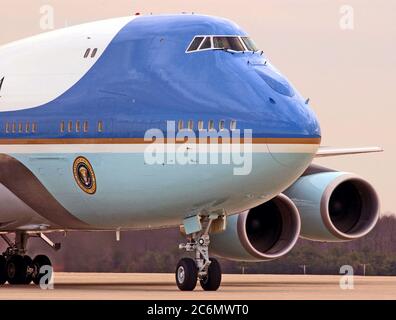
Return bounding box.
[0,14,382,290]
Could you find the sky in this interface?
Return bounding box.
[0,0,395,214]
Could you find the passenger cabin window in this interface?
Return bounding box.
[91,48,98,58]
[97,121,103,132]
[230,120,237,131]
[31,123,37,133]
[4,122,36,134]
[178,120,184,131]
[84,48,99,59]
[219,120,225,131]
[84,49,91,58]
[60,120,90,133]
[198,120,204,131]
[208,120,215,131]
[187,120,193,131]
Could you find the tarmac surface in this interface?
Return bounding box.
[0,273,395,300]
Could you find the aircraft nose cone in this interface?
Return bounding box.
[252,66,321,167]
[251,65,321,139]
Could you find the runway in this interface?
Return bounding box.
[0,273,395,300]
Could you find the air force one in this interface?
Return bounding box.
[0,14,382,290]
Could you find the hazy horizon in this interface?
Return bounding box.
[1,0,395,214]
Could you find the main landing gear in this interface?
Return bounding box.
[176,214,223,291]
[0,232,59,286]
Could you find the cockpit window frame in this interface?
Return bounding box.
[212,36,245,52]
[185,35,257,54]
[198,36,213,51]
[240,37,258,52]
[186,36,205,52]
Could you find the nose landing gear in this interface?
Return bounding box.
[176,214,223,291]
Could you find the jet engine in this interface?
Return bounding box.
[284,167,380,241]
[211,194,301,261]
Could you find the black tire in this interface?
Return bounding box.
[6,255,28,285]
[32,255,52,285]
[0,255,6,285]
[176,258,198,291]
[23,256,33,284]
[200,258,222,291]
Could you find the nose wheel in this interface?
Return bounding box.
[175,256,222,292]
[199,258,222,291]
[176,215,223,291]
[176,258,198,291]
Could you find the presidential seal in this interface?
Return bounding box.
[73,156,97,194]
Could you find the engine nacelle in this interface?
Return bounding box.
[285,171,380,242]
[211,194,301,262]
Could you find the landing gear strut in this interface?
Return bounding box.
[177,215,223,291]
[0,232,57,285]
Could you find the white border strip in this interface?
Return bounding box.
[0,143,319,154]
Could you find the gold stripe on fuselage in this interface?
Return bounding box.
[0,137,322,145]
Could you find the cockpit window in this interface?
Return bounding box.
[213,37,245,51]
[241,37,258,52]
[200,37,212,50]
[186,35,259,53]
[187,36,204,52]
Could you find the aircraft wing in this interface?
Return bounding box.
[315,146,384,158]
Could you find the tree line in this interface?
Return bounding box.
[2,214,395,275]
